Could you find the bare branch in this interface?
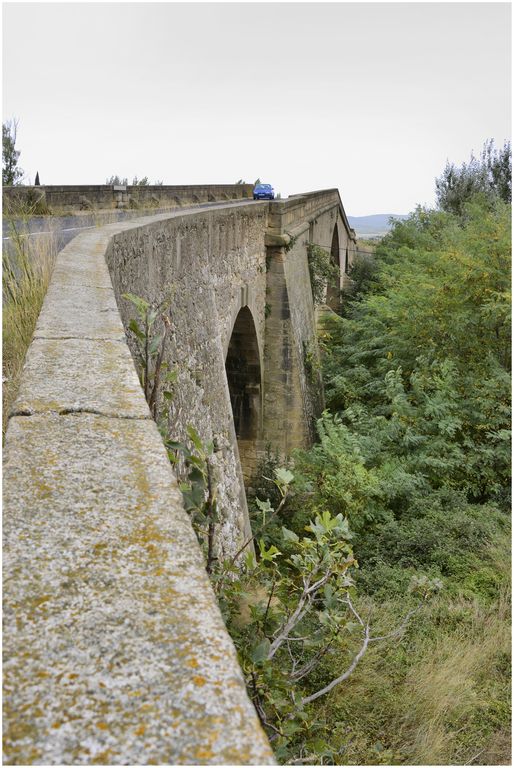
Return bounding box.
[268,565,334,660]
[286,639,298,676]
[290,630,339,682]
[268,590,312,659]
[305,570,333,596]
[300,598,425,705]
[342,593,365,627]
[301,624,370,705]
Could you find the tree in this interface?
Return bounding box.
[483,138,512,203]
[435,139,511,215]
[34,171,40,186]
[131,176,149,186]
[3,119,24,186]
[106,175,128,185]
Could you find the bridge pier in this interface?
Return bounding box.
[262,239,313,457]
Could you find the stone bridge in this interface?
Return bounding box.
[3,187,357,764]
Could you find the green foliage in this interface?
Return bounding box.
[346,253,379,294]
[219,495,357,759]
[435,138,511,215]
[323,198,511,419]
[302,339,321,383]
[213,466,439,762]
[307,243,340,305]
[166,426,219,572]
[123,292,176,426]
[246,448,296,545]
[280,186,511,764]
[2,119,23,186]
[284,232,298,253]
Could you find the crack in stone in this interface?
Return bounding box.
[50,283,114,290]
[33,335,126,342]
[11,407,150,420]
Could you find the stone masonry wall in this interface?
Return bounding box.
[106,203,269,556]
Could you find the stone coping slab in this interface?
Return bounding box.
[35,280,126,341]
[3,413,274,765]
[10,337,150,419]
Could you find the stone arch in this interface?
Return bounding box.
[326,223,341,310]
[225,306,262,481]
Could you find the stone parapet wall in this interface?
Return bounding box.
[105,202,269,556]
[3,212,274,765]
[3,183,254,213]
[3,189,354,764]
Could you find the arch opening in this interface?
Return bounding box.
[326,224,341,310]
[225,306,262,482]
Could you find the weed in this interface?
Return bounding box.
[2,217,57,437]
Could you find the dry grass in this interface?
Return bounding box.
[318,562,511,766]
[3,217,58,438]
[399,590,511,765]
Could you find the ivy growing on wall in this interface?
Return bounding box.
[307,243,340,305]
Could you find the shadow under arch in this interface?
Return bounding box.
[326,223,341,310]
[225,306,262,482]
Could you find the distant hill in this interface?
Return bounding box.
[348,213,408,237]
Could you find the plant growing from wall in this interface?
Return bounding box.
[284,232,298,253]
[307,243,340,305]
[302,339,321,383]
[165,425,219,573]
[123,292,176,428]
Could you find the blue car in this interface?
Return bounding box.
[253,183,275,200]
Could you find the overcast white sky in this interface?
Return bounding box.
[2,2,511,215]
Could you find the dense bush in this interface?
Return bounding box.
[273,186,511,764]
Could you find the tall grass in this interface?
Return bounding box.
[314,543,511,766]
[2,217,58,437]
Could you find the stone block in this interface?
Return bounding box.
[35,281,125,341]
[11,337,149,419]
